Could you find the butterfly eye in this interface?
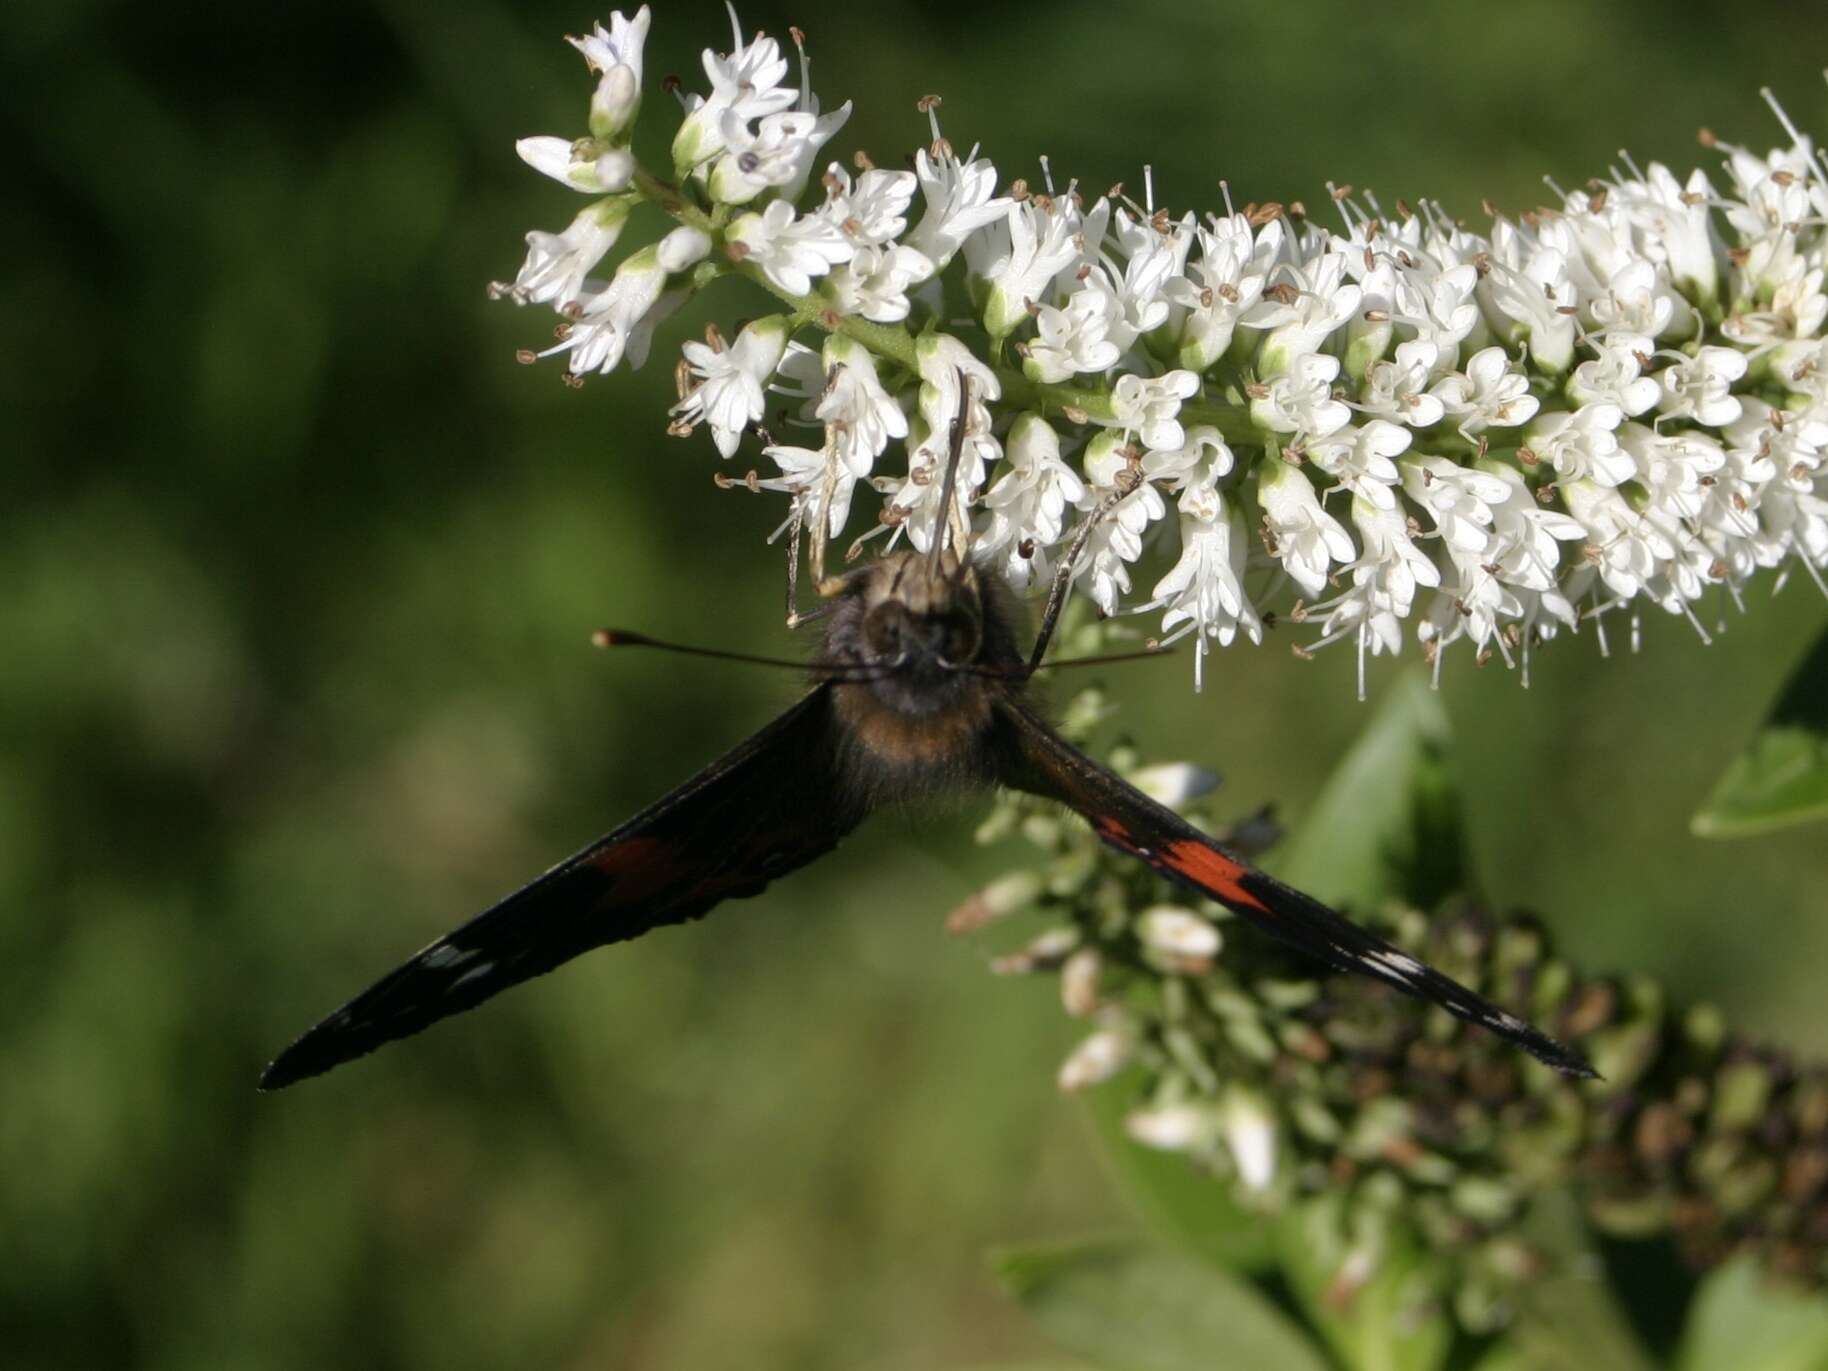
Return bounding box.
[939,609,981,665]
[863,601,913,659]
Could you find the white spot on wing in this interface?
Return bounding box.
[451,961,495,990]
[1364,948,1424,984]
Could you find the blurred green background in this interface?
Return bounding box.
[6,1,1828,1366]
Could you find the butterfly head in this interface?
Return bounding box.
[822,548,1025,761]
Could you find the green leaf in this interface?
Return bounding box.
[1274,1193,1454,1371]
[1078,1069,1275,1272]
[1694,626,1828,838]
[990,1238,1330,1371]
[1674,1256,1828,1371]
[1275,669,1470,909]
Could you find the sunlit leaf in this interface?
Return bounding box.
[990,1238,1329,1371]
[1693,627,1828,838]
[1275,670,1469,909]
[1674,1256,1828,1371]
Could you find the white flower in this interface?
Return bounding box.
[538,244,667,374]
[1023,287,1122,383]
[1725,260,1828,345]
[1560,478,1684,603]
[515,137,635,194]
[976,413,1086,590]
[1250,250,1363,375]
[1401,455,1508,556]
[812,334,907,477]
[1099,207,1192,349]
[1613,162,1721,303]
[1655,345,1749,426]
[726,200,853,294]
[1074,434,1168,614]
[915,332,1003,410]
[980,199,1081,337]
[1480,218,1580,373]
[1259,459,1356,596]
[904,145,1011,270]
[1143,483,1260,689]
[823,243,935,323]
[671,14,797,168]
[1569,334,1662,415]
[1525,406,1628,489]
[1169,212,1280,371]
[1356,340,1447,429]
[1587,257,1677,339]
[1252,352,1351,438]
[568,6,650,141]
[1141,425,1233,491]
[1396,261,1483,360]
[1305,420,1410,510]
[1108,370,1200,451]
[1304,555,1415,699]
[620,287,688,372]
[1620,423,1727,522]
[1480,459,1586,590]
[819,164,919,246]
[1429,345,1539,434]
[884,339,1003,555]
[757,439,858,537]
[707,100,851,205]
[1351,496,1440,611]
[673,314,791,456]
[499,197,634,307]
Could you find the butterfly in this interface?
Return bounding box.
[259,376,1594,1090]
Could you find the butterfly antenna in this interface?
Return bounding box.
[960,644,1175,678]
[1026,468,1145,674]
[928,367,973,578]
[593,629,875,679]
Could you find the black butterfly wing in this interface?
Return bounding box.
[989,698,1594,1077]
[261,684,863,1090]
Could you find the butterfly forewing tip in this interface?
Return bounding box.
[1517,1028,1598,1079]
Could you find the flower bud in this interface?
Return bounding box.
[1137,905,1222,960]
[1128,762,1220,809]
[516,137,633,194]
[657,225,713,274]
[1057,1028,1130,1091]
[992,927,1079,976]
[945,870,1042,934]
[1060,948,1102,1017]
[1222,1086,1278,1191]
[1125,1102,1211,1151]
[589,64,641,143]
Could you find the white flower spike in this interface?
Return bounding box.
[497,9,1828,691]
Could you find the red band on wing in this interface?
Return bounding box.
[586,835,685,905]
[1159,839,1271,914]
[1091,814,1271,916]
